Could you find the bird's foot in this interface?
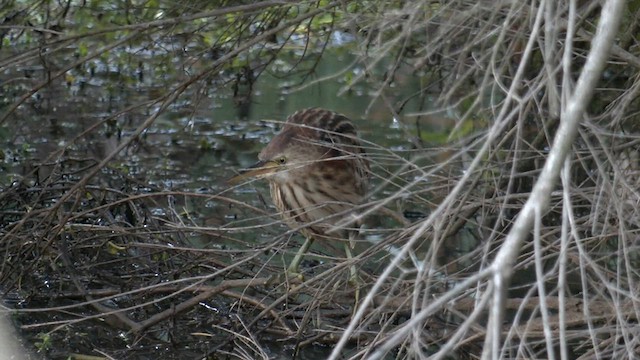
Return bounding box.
[331,267,362,315]
[347,266,360,287]
[284,268,305,284]
[266,269,304,287]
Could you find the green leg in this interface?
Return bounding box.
[343,241,358,284]
[343,238,360,310]
[287,236,314,278]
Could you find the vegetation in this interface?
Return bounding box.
[1,0,639,359]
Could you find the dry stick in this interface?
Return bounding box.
[56,238,144,332]
[63,191,268,224]
[557,2,577,359]
[533,200,554,360]
[0,30,143,124]
[18,256,266,331]
[1,0,332,242]
[544,1,560,118]
[458,304,630,350]
[559,155,572,360]
[483,1,625,359]
[20,282,291,333]
[329,112,515,359]
[222,290,292,334]
[577,130,640,355]
[369,269,493,360]
[330,2,531,358]
[344,0,623,358]
[4,0,343,322]
[135,278,271,333]
[234,254,368,349]
[0,1,292,71]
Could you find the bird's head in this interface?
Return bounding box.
[228,124,324,185]
[228,108,364,187]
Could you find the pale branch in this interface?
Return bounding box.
[483,0,626,359]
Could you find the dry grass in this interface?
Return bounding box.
[1,0,640,359]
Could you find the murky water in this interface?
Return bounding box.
[2,44,446,189]
[1,39,453,358]
[2,41,452,233]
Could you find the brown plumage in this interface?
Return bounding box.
[230,108,369,275]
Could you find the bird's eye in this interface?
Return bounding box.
[278,157,286,164]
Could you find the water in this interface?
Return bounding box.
[1,37,452,359]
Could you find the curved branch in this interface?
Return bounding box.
[483,0,626,358]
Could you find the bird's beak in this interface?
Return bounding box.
[227,160,279,185]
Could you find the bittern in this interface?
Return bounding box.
[230,108,369,280]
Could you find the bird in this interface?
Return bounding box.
[229,108,369,281]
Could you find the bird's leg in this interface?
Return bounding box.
[344,231,361,308]
[286,236,314,280]
[343,241,358,285]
